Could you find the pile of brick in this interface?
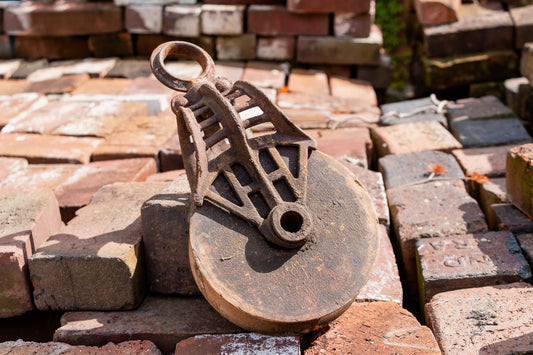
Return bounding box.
[1,56,533,353]
[408,0,533,96]
[0,0,393,94]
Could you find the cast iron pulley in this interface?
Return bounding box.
[150,41,380,334]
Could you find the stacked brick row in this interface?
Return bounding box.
[505,42,533,132]
[409,0,533,97]
[0,0,393,92]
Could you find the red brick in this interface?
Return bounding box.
[417,232,531,304]
[69,79,131,95]
[357,225,402,303]
[339,162,390,227]
[334,12,373,37]
[214,60,245,82]
[11,59,49,80]
[201,4,245,35]
[54,296,243,354]
[135,34,215,58]
[106,60,151,79]
[54,158,157,214]
[487,203,533,234]
[278,108,331,129]
[216,34,256,61]
[423,4,514,58]
[241,61,286,89]
[378,150,465,190]
[479,177,508,217]
[507,144,533,219]
[388,180,488,297]
[0,157,27,180]
[26,73,90,95]
[141,175,197,295]
[163,5,201,37]
[256,36,295,61]
[88,33,134,58]
[119,76,174,97]
[0,133,103,164]
[61,58,118,78]
[0,164,79,195]
[510,5,533,49]
[176,334,299,354]
[52,101,148,138]
[330,76,377,107]
[159,135,183,172]
[0,190,63,318]
[29,182,168,311]
[287,68,329,95]
[204,0,284,3]
[452,145,513,178]
[298,27,382,65]
[414,0,460,25]
[125,5,162,34]
[145,169,186,182]
[4,3,122,36]
[371,121,462,157]
[0,59,22,79]
[2,101,92,134]
[0,35,12,60]
[248,5,328,36]
[16,36,91,60]
[0,80,32,95]
[425,283,533,354]
[305,302,440,354]
[0,93,47,129]
[288,0,371,14]
[306,127,372,166]
[91,114,175,161]
[0,340,162,354]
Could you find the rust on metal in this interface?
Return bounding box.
[151,41,380,334]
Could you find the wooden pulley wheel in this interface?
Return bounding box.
[150,41,380,334]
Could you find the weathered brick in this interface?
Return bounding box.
[175,334,299,354]
[146,169,186,182]
[425,283,533,354]
[450,117,531,148]
[115,0,197,4]
[357,51,394,90]
[0,157,27,180]
[91,114,175,161]
[216,34,256,61]
[4,3,122,36]
[417,232,531,304]
[0,80,32,95]
[29,182,168,311]
[54,296,243,354]
[423,4,513,58]
[88,33,134,58]
[380,96,448,127]
[52,101,147,138]
[141,175,196,295]
[201,4,245,35]
[305,302,440,355]
[277,108,330,129]
[70,78,132,96]
[0,340,162,354]
[120,76,175,98]
[0,134,102,164]
[510,5,533,49]
[0,190,63,318]
[204,0,283,3]
[106,60,151,79]
[521,43,533,83]
[248,5,328,36]
[517,234,533,268]
[388,180,488,297]
[379,150,464,190]
[306,127,372,166]
[61,58,118,78]
[163,5,201,37]
[334,12,373,38]
[26,61,71,82]
[338,162,390,227]
[0,59,21,79]
[479,177,508,217]
[0,164,79,195]
[26,74,90,95]
[371,121,462,157]
[241,61,286,89]
[0,93,47,129]
[330,76,377,107]
[447,95,514,121]
[125,5,162,34]
[15,36,91,60]
[287,68,329,95]
[2,101,92,134]
[298,27,382,65]
[287,0,371,14]
[10,59,48,80]
[423,51,519,90]
[256,36,295,61]
[504,77,530,119]
[135,34,215,58]
[159,135,183,172]
[452,145,513,178]
[414,0,460,25]
[54,158,157,220]
[487,203,533,234]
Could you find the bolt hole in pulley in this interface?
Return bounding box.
[150,41,380,334]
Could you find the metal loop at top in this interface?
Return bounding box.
[150,41,216,92]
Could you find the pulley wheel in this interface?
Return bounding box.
[189,150,380,334]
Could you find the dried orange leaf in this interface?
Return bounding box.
[467,172,489,184]
[278,85,289,94]
[427,163,447,176]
